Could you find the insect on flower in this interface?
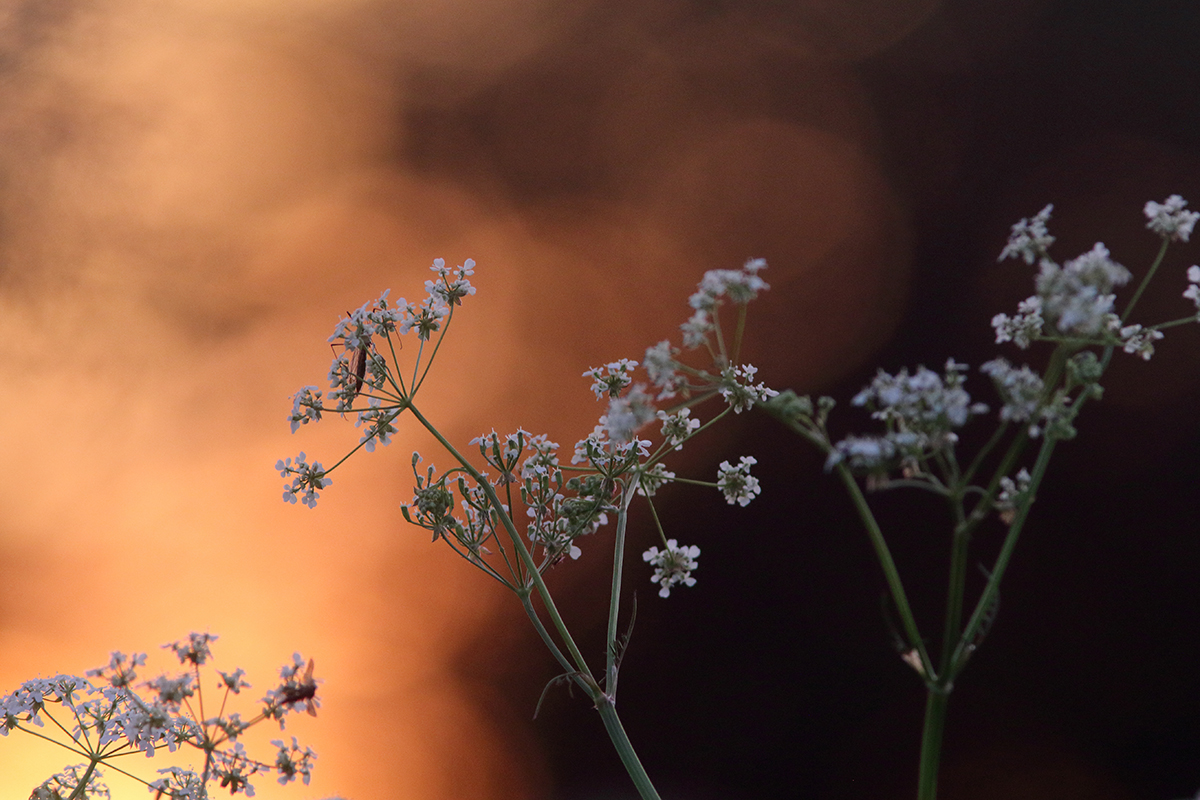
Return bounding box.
[330,322,371,403]
[347,340,369,400]
[279,658,319,717]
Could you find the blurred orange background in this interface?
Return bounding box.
[0,1,917,797]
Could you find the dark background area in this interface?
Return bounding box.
[429,2,1200,798]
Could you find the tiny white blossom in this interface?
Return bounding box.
[150,767,204,800]
[572,423,608,465]
[165,632,218,667]
[824,434,896,472]
[572,422,650,468]
[680,308,713,349]
[603,385,658,444]
[526,508,585,562]
[34,765,111,800]
[217,668,250,694]
[1118,324,1164,360]
[145,674,195,705]
[1185,284,1200,310]
[325,291,411,411]
[1144,195,1199,242]
[689,259,770,310]
[716,456,760,506]
[272,736,318,786]
[996,467,1033,524]
[584,359,639,400]
[519,434,560,480]
[426,258,477,306]
[636,462,677,497]
[1184,265,1200,314]
[276,453,331,508]
[86,651,146,689]
[113,697,187,757]
[207,741,263,794]
[980,359,1045,425]
[980,359,1079,438]
[719,364,779,413]
[642,539,700,598]
[1036,243,1130,336]
[851,361,987,432]
[658,408,700,449]
[288,386,323,432]
[1030,391,1074,439]
[999,204,1055,264]
[356,399,399,452]
[399,293,450,341]
[991,296,1044,348]
[644,340,684,399]
[326,348,365,413]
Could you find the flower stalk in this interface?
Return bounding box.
[276,257,776,800]
[767,195,1199,799]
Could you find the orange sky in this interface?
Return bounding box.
[0,1,918,797]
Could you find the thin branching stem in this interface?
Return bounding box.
[64,758,101,800]
[833,461,936,679]
[519,592,578,679]
[405,405,664,799]
[606,482,640,695]
[1122,238,1171,323]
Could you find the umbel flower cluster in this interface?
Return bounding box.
[279,257,776,599]
[1,633,320,800]
[270,196,1198,800]
[275,254,780,800]
[808,195,1200,485]
[993,196,1198,354]
[761,195,1199,800]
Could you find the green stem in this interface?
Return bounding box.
[1151,315,1200,330]
[606,481,639,695]
[597,701,663,800]
[951,413,1060,670]
[1121,238,1170,323]
[960,421,1010,488]
[408,402,662,799]
[950,345,1079,672]
[766,407,934,678]
[938,524,970,681]
[65,758,101,800]
[834,462,936,679]
[917,689,949,800]
[408,402,594,683]
[520,592,579,679]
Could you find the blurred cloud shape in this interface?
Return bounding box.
[0,0,918,797]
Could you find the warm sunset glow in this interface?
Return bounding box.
[0,1,915,797]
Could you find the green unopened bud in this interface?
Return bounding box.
[1067,351,1103,387]
[764,390,814,422]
